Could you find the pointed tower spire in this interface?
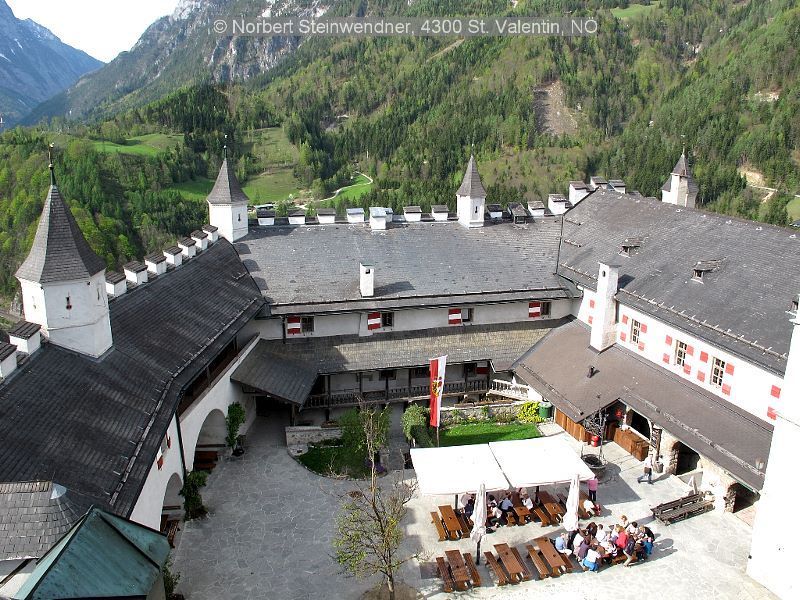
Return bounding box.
[207,137,250,242]
[661,148,698,208]
[48,143,56,186]
[456,153,487,228]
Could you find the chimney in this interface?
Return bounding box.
[105,271,127,297]
[346,207,365,224]
[486,204,503,220]
[0,342,17,379]
[568,181,590,206]
[144,252,167,276]
[369,207,388,230]
[163,246,183,267]
[202,224,219,244]
[431,205,449,221]
[589,176,608,191]
[8,321,41,355]
[178,238,196,259]
[590,261,620,352]
[527,200,546,219]
[316,208,336,224]
[609,179,626,194]
[256,208,275,226]
[191,230,209,251]
[403,206,422,222]
[548,194,569,216]
[123,261,148,286]
[288,209,306,226]
[360,263,374,297]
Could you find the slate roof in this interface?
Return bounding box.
[457,155,487,197]
[232,320,565,405]
[514,320,772,490]
[15,184,107,284]
[14,507,170,600]
[206,158,250,205]
[557,191,800,375]
[0,481,83,560]
[236,220,568,312]
[0,341,17,361]
[8,320,41,340]
[0,241,263,518]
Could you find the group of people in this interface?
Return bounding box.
[459,489,534,529]
[554,515,655,572]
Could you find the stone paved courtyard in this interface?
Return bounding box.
[172,413,776,599]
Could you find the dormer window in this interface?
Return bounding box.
[692,269,704,282]
[791,299,799,314]
[691,259,722,283]
[620,237,643,257]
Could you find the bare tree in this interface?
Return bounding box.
[333,406,417,600]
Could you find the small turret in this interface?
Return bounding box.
[207,137,250,242]
[661,150,698,208]
[456,154,487,228]
[15,147,112,357]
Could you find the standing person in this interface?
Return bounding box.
[587,476,599,502]
[637,453,654,484]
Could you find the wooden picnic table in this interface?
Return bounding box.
[538,491,565,522]
[444,550,471,590]
[438,505,464,540]
[494,543,528,582]
[535,537,566,577]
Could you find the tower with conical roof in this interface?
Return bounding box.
[15,150,113,357]
[456,154,487,228]
[661,150,698,208]
[207,139,250,242]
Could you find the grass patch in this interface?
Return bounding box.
[92,133,183,156]
[298,443,369,478]
[611,2,661,20]
[333,173,374,202]
[169,177,214,201]
[787,196,800,222]
[242,168,303,204]
[439,422,541,447]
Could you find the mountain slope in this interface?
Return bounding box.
[0,0,102,126]
[24,0,330,125]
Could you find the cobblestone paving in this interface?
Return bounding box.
[173,415,776,600]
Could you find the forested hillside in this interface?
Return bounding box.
[1,0,799,303]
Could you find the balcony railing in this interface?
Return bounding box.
[489,379,534,401]
[305,379,488,409]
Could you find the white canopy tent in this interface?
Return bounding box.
[410,445,510,496]
[488,437,595,488]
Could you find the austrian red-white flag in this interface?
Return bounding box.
[429,355,447,428]
[367,312,381,330]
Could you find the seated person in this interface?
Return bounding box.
[595,523,608,544]
[554,532,572,555]
[626,520,639,535]
[583,498,598,517]
[615,526,629,551]
[586,521,598,537]
[522,494,534,510]
[463,497,475,520]
[575,533,591,561]
[638,525,654,557]
[459,492,471,510]
[499,494,514,516]
[583,544,602,572]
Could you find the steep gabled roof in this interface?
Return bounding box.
[15,183,106,284]
[206,158,250,205]
[457,154,487,197]
[672,152,690,177]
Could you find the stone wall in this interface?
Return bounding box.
[439,399,532,426]
[285,425,343,447]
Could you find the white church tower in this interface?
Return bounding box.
[661,150,698,208]
[456,154,486,228]
[207,142,250,242]
[15,155,113,357]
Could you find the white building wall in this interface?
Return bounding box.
[128,416,182,530]
[209,203,248,242]
[179,336,261,466]
[614,304,783,423]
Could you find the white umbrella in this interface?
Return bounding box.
[471,483,487,565]
[562,473,580,532]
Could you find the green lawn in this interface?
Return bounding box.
[298,443,368,478]
[169,177,214,201]
[611,1,661,20]
[92,133,184,156]
[333,173,374,202]
[242,168,303,204]
[787,196,800,222]
[439,422,541,447]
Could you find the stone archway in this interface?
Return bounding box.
[672,441,701,475]
[160,471,183,536]
[193,409,227,471]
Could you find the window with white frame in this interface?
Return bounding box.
[540,301,552,317]
[301,316,314,333]
[711,357,726,387]
[462,308,474,322]
[675,340,688,366]
[630,319,642,344]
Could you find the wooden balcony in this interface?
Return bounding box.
[305,379,488,409]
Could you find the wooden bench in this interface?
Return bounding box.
[525,544,550,579]
[532,507,551,526]
[193,461,216,471]
[463,553,481,587]
[510,546,533,581]
[435,557,455,593]
[163,519,180,548]
[194,450,218,462]
[611,551,638,566]
[431,512,448,542]
[456,511,471,536]
[483,552,509,586]
[558,550,576,572]
[557,493,591,520]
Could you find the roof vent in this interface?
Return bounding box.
[123,261,148,286]
[360,263,374,297]
[144,252,167,276]
[346,207,365,224]
[620,237,643,257]
[105,271,127,296]
[256,208,275,226]
[288,209,306,226]
[178,237,196,259]
[791,297,799,314]
[191,230,209,251]
[317,208,336,224]
[403,206,422,223]
[0,342,17,379]
[369,207,389,230]
[692,259,722,283]
[163,246,183,267]
[431,205,449,221]
[202,224,219,243]
[8,320,41,355]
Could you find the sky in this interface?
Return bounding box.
[7,0,178,63]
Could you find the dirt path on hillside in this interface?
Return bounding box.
[533,80,578,136]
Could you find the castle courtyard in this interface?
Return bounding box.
[172,414,775,600]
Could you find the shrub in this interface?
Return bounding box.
[163,558,180,598]
[410,423,435,448]
[401,403,428,441]
[480,405,491,421]
[517,401,544,424]
[180,470,208,519]
[341,407,389,457]
[225,402,246,448]
[494,411,516,424]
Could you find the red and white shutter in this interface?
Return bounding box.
[448,308,462,325]
[286,316,302,335]
[529,301,542,318]
[367,312,381,330]
[156,448,164,470]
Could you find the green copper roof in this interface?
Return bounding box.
[14,508,170,599]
